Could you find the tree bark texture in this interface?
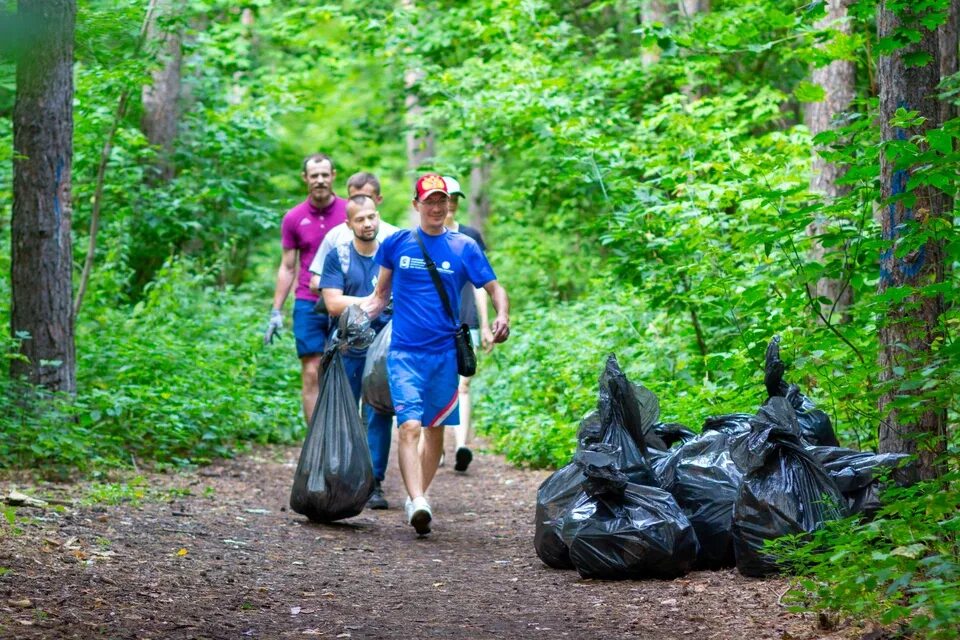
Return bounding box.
[403,0,434,225]
[938,0,959,123]
[11,0,77,393]
[641,0,671,67]
[141,0,182,182]
[468,156,491,233]
[876,2,948,481]
[805,0,856,324]
[679,0,710,18]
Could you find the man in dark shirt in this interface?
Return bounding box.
[442,176,495,474]
[319,194,394,510]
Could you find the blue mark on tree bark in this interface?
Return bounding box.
[880,102,926,284]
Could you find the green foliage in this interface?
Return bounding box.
[771,473,960,639]
[0,256,303,473]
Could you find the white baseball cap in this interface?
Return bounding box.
[442,176,466,197]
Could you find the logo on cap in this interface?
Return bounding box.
[415,173,449,200]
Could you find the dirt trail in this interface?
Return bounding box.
[1,442,854,639]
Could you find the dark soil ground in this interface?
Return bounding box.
[1,440,868,639]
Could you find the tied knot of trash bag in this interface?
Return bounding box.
[574,444,629,496]
[326,305,376,354]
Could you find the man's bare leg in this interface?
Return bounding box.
[419,426,445,494]
[398,419,425,499]
[300,355,322,425]
[399,419,433,535]
[453,375,474,471]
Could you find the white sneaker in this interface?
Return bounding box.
[404,496,414,522]
[408,496,432,536]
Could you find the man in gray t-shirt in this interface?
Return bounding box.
[442,176,495,474]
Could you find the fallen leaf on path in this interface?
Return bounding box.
[176,548,188,556]
[244,508,271,515]
[433,582,444,588]
[301,630,323,636]
[290,606,301,615]
[8,598,32,608]
[16,619,33,626]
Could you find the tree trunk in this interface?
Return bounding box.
[405,68,434,225]
[641,0,671,67]
[141,0,182,183]
[679,0,710,17]
[939,1,959,123]
[805,0,856,324]
[678,0,709,97]
[876,2,948,481]
[468,156,491,233]
[403,0,434,225]
[11,0,76,393]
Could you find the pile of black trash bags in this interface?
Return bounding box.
[535,337,910,579]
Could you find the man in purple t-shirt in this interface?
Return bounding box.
[264,153,348,425]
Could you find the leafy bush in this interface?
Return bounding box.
[771,471,960,640]
[0,255,303,474]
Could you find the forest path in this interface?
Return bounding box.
[1,442,853,639]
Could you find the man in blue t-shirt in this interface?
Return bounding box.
[318,194,395,511]
[361,174,510,536]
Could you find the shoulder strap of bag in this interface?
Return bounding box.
[413,229,457,325]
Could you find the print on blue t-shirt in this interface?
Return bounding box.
[376,228,496,353]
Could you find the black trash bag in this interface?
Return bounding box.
[806,446,910,518]
[585,356,660,487]
[290,350,375,522]
[785,385,839,447]
[533,444,627,570]
[336,304,376,350]
[702,413,754,435]
[560,448,699,580]
[656,426,751,568]
[534,461,585,570]
[732,398,846,577]
[652,422,698,449]
[763,335,839,447]
[630,383,669,451]
[361,320,394,416]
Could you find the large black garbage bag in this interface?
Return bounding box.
[652,422,698,449]
[290,350,375,522]
[560,447,699,580]
[806,446,910,517]
[630,383,669,451]
[587,356,661,487]
[534,461,584,570]
[763,336,839,447]
[361,320,394,416]
[732,398,846,577]
[656,425,751,568]
[702,413,754,434]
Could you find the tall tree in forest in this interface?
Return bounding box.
[468,156,491,232]
[10,0,77,393]
[141,0,182,182]
[403,0,434,224]
[641,0,671,67]
[876,2,951,481]
[805,0,855,323]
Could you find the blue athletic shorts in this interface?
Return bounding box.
[292,299,330,358]
[387,349,459,427]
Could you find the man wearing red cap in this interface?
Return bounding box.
[361,173,510,536]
